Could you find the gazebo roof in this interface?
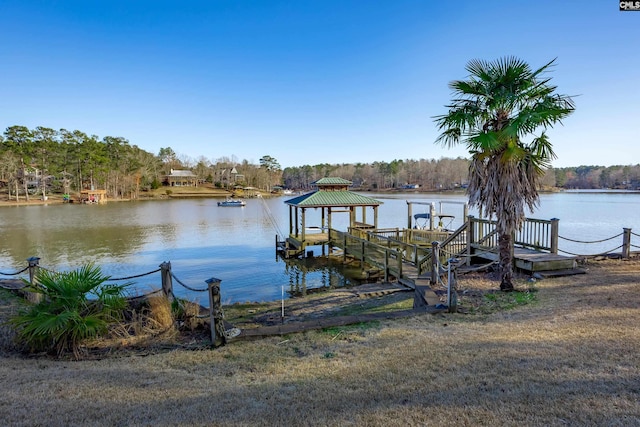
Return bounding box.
[285,190,381,207]
[313,177,353,186]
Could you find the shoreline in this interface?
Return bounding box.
[1,187,638,209]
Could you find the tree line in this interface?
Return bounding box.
[1,125,638,201]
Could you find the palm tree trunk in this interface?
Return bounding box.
[498,232,514,291]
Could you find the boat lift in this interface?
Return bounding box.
[406,200,468,231]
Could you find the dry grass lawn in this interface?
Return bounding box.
[0,258,639,426]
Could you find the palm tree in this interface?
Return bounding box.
[10,264,129,359]
[434,57,575,291]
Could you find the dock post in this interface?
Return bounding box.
[622,228,632,258]
[384,249,389,282]
[466,215,475,266]
[431,241,440,286]
[343,234,347,263]
[26,256,42,304]
[429,203,436,230]
[159,261,174,302]
[550,218,559,254]
[206,277,225,348]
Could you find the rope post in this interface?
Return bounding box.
[159,261,174,302]
[206,277,225,348]
[550,218,559,254]
[26,256,42,304]
[622,228,632,258]
[431,241,440,286]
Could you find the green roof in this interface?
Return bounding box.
[313,177,353,186]
[285,191,381,207]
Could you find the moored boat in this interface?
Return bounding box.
[218,199,246,207]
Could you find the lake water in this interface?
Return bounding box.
[1,191,639,304]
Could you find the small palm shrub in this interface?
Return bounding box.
[10,264,130,359]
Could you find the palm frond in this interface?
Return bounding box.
[9,264,129,359]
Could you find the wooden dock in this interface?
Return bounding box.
[471,246,579,273]
[319,224,584,291]
[278,232,330,258]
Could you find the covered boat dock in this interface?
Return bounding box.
[279,177,382,258]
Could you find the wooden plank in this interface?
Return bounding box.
[534,268,587,278]
[413,284,441,308]
[0,279,25,290]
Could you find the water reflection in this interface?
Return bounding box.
[281,256,361,298]
[0,207,148,266]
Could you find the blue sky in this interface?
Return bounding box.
[1,1,638,168]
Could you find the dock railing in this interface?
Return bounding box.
[465,216,557,253]
[337,218,640,283]
[336,215,561,279]
[331,229,415,281]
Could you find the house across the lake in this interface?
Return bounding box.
[165,169,198,187]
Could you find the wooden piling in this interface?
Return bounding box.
[159,261,174,302]
[431,241,439,287]
[622,228,632,258]
[26,256,42,304]
[550,218,559,254]
[207,277,225,348]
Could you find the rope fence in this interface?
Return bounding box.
[558,245,623,257]
[1,257,231,347]
[0,266,29,276]
[170,272,208,292]
[556,228,637,258]
[110,268,161,281]
[558,233,623,244]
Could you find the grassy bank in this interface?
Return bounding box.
[0,259,638,426]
